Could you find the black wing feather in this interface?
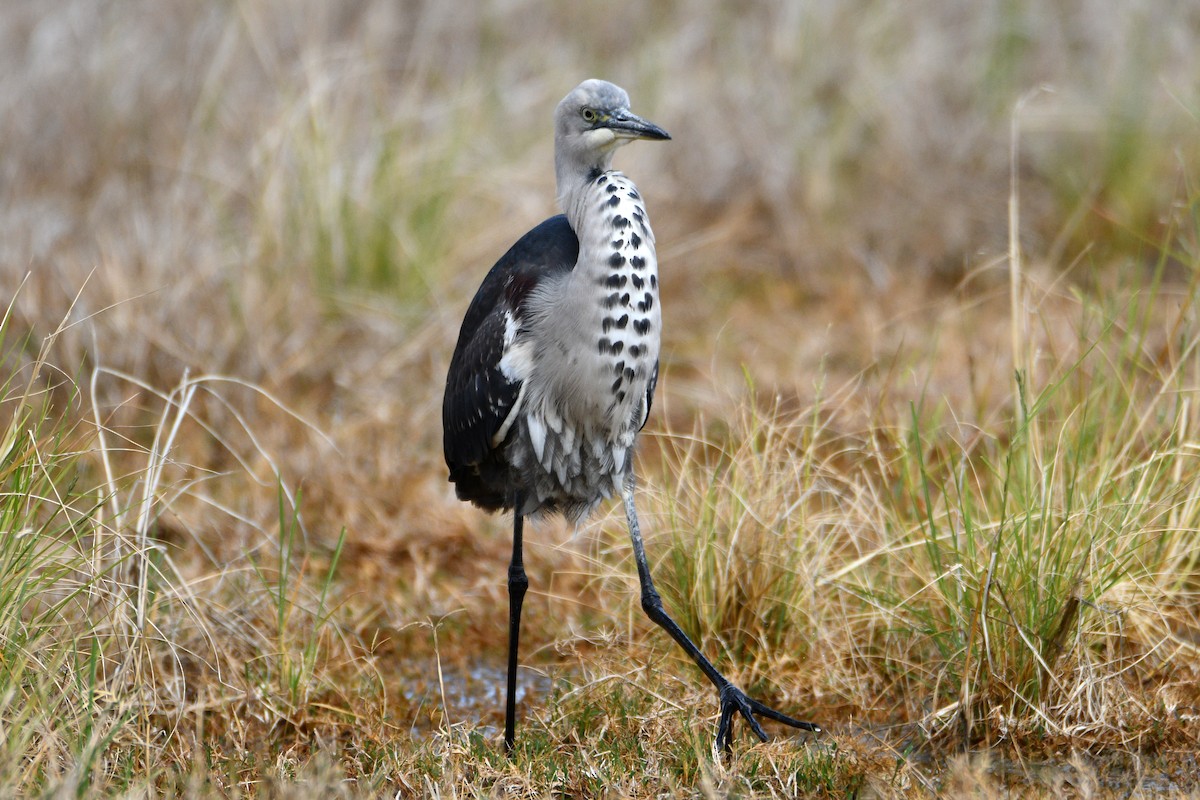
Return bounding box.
[442,215,579,509]
[641,359,659,431]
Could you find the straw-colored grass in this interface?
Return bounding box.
[2,1,1199,796]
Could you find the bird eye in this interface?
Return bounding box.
[581,107,598,123]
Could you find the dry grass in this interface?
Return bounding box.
[3,1,1200,796]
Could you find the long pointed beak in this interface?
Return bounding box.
[606,110,671,141]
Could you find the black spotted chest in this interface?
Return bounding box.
[591,174,658,409]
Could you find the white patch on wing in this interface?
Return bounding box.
[501,309,519,347]
[490,382,526,446]
[493,311,534,446]
[499,340,534,382]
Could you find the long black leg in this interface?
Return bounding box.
[504,497,529,755]
[621,482,821,751]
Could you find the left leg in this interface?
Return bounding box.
[621,481,821,751]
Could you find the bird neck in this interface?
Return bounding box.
[556,155,613,233]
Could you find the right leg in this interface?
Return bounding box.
[621,482,820,751]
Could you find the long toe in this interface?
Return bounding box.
[714,682,822,752]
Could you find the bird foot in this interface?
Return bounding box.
[715,681,822,753]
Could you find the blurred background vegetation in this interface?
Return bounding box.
[2,1,1199,796]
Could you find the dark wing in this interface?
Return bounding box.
[442,214,579,510]
[640,359,659,431]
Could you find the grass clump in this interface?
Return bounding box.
[0,305,369,796]
[0,309,121,792]
[650,382,851,678]
[865,255,1200,749]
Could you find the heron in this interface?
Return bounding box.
[442,79,821,753]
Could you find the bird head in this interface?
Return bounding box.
[554,79,669,184]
